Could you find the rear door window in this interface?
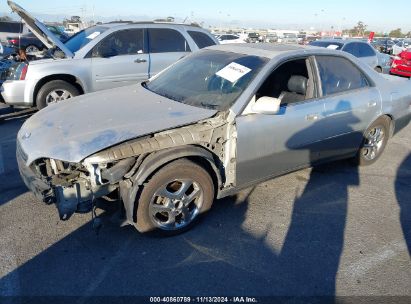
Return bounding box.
[316,56,369,96]
[358,43,375,57]
[342,43,360,57]
[148,28,191,53]
[187,31,216,49]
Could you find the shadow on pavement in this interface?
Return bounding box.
[0,168,354,297]
[0,106,361,298]
[0,117,27,206]
[395,153,411,256]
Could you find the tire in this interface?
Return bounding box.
[36,80,80,110]
[135,159,215,235]
[355,116,390,166]
[374,67,382,73]
[25,45,40,53]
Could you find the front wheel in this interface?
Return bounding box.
[356,116,390,166]
[135,159,215,235]
[36,80,80,109]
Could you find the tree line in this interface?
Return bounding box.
[344,21,411,38]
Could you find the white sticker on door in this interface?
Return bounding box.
[216,62,251,83]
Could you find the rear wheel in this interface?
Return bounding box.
[356,116,390,166]
[36,80,80,109]
[374,67,382,73]
[135,159,215,235]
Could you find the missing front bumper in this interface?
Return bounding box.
[17,152,117,221]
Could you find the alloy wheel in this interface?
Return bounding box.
[25,45,40,53]
[362,126,385,161]
[149,179,203,231]
[45,89,73,104]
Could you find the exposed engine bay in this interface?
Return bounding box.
[20,112,238,223]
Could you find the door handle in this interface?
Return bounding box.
[134,58,147,63]
[306,113,320,121]
[368,101,377,107]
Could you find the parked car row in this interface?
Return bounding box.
[309,39,392,74]
[392,39,411,55]
[215,34,246,44]
[372,38,411,55]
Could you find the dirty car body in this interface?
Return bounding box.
[17,44,411,233]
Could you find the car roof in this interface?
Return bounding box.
[206,43,308,59]
[99,21,203,30]
[316,39,369,45]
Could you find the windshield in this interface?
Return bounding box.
[64,26,108,53]
[309,41,344,50]
[146,50,268,111]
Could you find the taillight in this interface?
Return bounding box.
[19,64,28,80]
[8,39,19,45]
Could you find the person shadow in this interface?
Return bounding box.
[0,117,28,207]
[279,100,361,296]
[395,153,411,255]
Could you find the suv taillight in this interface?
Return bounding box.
[8,38,19,45]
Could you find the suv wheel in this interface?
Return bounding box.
[36,80,80,109]
[135,159,215,235]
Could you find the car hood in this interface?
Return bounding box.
[18,84,217,164]
[7,1,74,58]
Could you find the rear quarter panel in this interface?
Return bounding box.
[375,74,411,133]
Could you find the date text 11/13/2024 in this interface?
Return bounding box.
[149,297,258,303]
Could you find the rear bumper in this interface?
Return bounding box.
[1,80,28,106]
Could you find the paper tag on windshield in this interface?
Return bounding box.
[87,32,101,40]
[327,44,339,50]
[216,62,251,83]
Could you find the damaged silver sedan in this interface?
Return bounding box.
[17,44,411,234]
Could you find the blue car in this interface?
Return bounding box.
[310,39,392,74]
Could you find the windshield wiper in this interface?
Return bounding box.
[200,102,219,109]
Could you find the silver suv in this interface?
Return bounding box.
[1,1,218,109]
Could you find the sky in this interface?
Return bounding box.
[1,0,410,32]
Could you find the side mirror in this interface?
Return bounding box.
[251,96,282,115]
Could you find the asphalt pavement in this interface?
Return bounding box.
[0,103,410,300]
